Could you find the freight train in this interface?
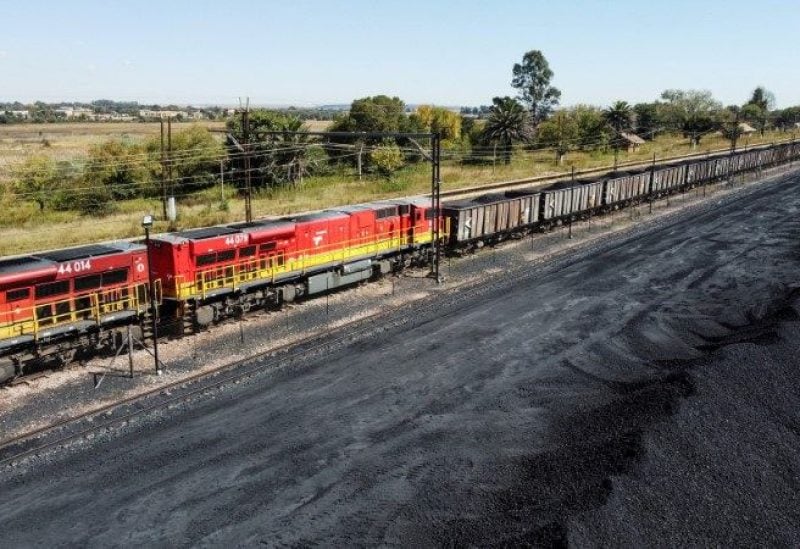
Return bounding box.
[1,142,798,383]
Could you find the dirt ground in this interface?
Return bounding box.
[1,168,800,545]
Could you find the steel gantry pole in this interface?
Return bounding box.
[242,107,253,223]
[142,215,162,376]
[430,132,442,283]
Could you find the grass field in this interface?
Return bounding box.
[0,121,227,184]
[0,121,791,256]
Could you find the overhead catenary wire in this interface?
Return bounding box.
[3,138,793,242]
[2,121,788,203]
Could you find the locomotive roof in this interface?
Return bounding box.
[37,242,144,263]
[0,242,144,277]
[174,226,240,240]
[0,255,54,275]
[151,225,242,245]
[334,204,376,213]
[292,211,347,222]
[228,220,296,233]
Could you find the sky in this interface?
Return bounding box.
[1,0,798,108]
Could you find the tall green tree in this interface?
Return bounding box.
[604,101,634,166]
[537,110,578,164]
[633,102,663,139]
[604,101,633,134]
[370,143,405,177]
[660,89,722,147]
[481,97,531,164]
[747,87,776,112]
[12,155,60,211]
[744,87,775,136]
[774,106,800,131]
[511,50,561,124]
[327,96,424,171]
[84,140,150,200]
[146,125,225,193]
[720,106,744,150]
[571,105,608,150]
[329,95,416,134]
[226,110,313,187]
[414,105,462,143]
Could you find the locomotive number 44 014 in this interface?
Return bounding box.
[57,259,92,275]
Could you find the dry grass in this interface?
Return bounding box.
[0,121,227,185]
[0,125,791,256]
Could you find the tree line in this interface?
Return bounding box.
[7,50,800,216]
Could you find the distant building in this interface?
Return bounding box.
[620,132,646,152]
[138,109,190,120]
[738,123,757,135]
[55,107,94,118]
[6,110,29,119]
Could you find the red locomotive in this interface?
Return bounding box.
[0,196,443,383]
[148,197,439,330]
[0,243,156,382]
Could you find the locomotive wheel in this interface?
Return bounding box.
[195,305,215,328]
[0,358,16,384]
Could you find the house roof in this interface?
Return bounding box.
[620,132,646,145]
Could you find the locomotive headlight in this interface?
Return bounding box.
[142,214,154,229]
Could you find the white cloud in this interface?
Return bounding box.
[0,51,7,59]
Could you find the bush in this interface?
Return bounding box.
[370,144,404,177]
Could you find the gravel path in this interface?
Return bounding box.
[2,170,800,546]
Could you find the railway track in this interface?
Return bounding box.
[1,163,796,468]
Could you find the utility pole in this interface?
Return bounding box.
[220,160,225,203]
[167,117,173,215]
[730,109,740,153]
[241,100,253,223]
[649,152,656,214]
[357,144,363,180]
[430,133,442,283]
[167,116,173,196]
[160,119,167,220]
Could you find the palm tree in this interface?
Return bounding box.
[603,101,633,169]
[481,97,531,164]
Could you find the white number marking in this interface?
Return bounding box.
[57,259,91,275]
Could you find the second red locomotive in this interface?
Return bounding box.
[147,197,443,331]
